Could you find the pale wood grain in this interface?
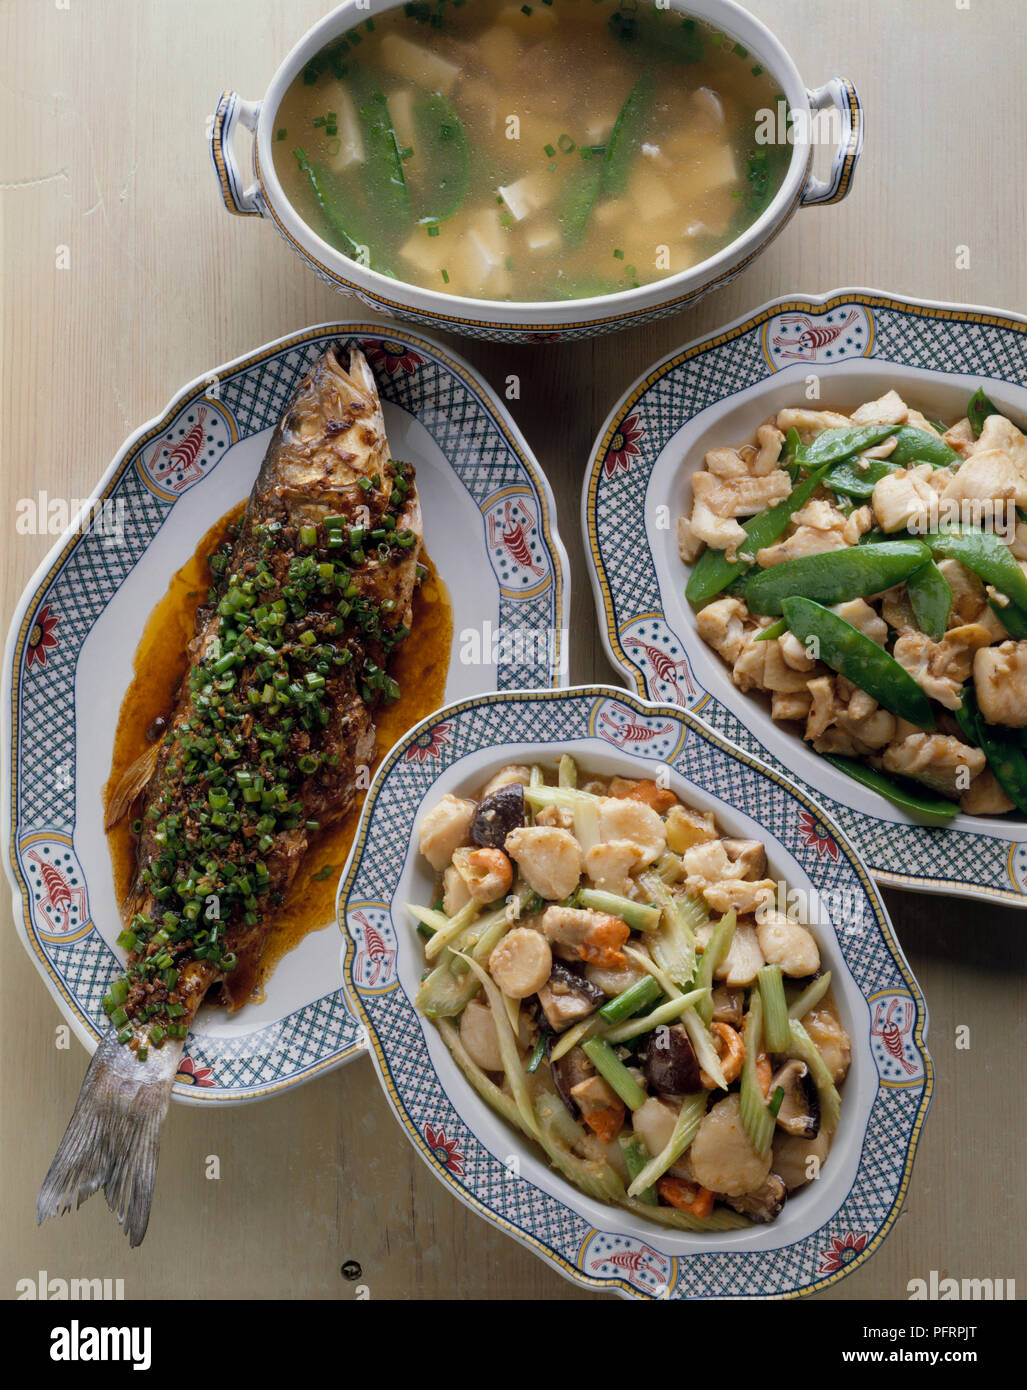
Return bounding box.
[2,0,1025,1301]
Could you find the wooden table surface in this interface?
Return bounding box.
[2,0,1025,1300]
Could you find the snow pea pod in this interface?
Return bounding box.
[906,559,952,641]
[744,540,930,616]
[780,597,936,728]
[413,93,468,224]
[559,158,604,248]
[823,455,898,500]
[293,151,379,265]
[886,427,961,468]
[685,464,833,605]
[349,70,412,227]
[959,692,1027,815]
[603,72,654,197]
[796,424,897,468]
[822,755,959,819]
[927,528,1027,611]
[967,387,1000,438]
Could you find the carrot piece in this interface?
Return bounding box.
[657,1176,716,1218]
[582,1101,626,1144]
[609,777,678,814]
[577,913,629,968]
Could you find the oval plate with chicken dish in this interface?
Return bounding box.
[583,289,1027,905]
[337,685,931,1299]
[4,324,568,1110]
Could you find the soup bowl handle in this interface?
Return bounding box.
[800,77,864,207]
[210,92,264,218]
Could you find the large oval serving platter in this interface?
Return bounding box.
[2,324,569,1105]
[583,288,1027,906]
[337,685,931,1300]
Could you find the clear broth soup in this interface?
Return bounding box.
[273,0,790,302]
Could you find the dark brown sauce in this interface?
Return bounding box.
[105,504,452,1000]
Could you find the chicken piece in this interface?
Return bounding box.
[779,630,816,672]
[771,690,812,723]
[882,732,986,796]
[805,676,843,741]
[906,409,943,437]
[842,505,874,546]
[1008,519,1027,562]
[540,905,629,968]
[810,728,861,756]
[775,408,850,440]
[584,840,642,897]
[504,825,583,901]
[881,585,917,633]
[597,798,666,866]
[937,558,986,625]
[892,629,985,711]
[861,438,898,460]
[676,514,705,564]
[704,446,750,478]
[838,704,896,750]
[791,498,849,534]
[689,496,747,560]
[702,879,777,916]
[692,469,792,519]
[755,525,847,568]
[419,794,476,870]
[752,423,785,476]
[800,1003,851,1084]
[755,911,820,977]
[690,1093,773,1196]
[722,839,767,880]
[712,921,765,986]
[665,804,718,854]
[695,596,749,664]
[833,597,888,646]
[945,413,1027,509]
[973,641,1027,726]
[872,463,937,532]
[959,767,1015,815]
[731,635,770,692]
[943,417,976,458]
[850,389,908,427]
[762,640,813,693]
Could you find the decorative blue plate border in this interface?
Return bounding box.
[583,288,1027,906]
[2,324,569,1105]
[337,685,932,1300]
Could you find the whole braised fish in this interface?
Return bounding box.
[38,346,421,1244]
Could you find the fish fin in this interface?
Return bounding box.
[37,1028,181,1247]
[104,740,162,830]
[346,345,377,397]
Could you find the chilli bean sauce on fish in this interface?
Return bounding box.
[38,346,422,1245]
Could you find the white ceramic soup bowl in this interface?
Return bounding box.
[211,0,863,342]
[336,685,930,1299]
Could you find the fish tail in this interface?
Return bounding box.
[37,1028,181,1247]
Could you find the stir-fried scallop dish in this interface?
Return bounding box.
[680,387,1027,819]
[412,759,849,1228]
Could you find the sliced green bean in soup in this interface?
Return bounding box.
[272,1,790,301]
